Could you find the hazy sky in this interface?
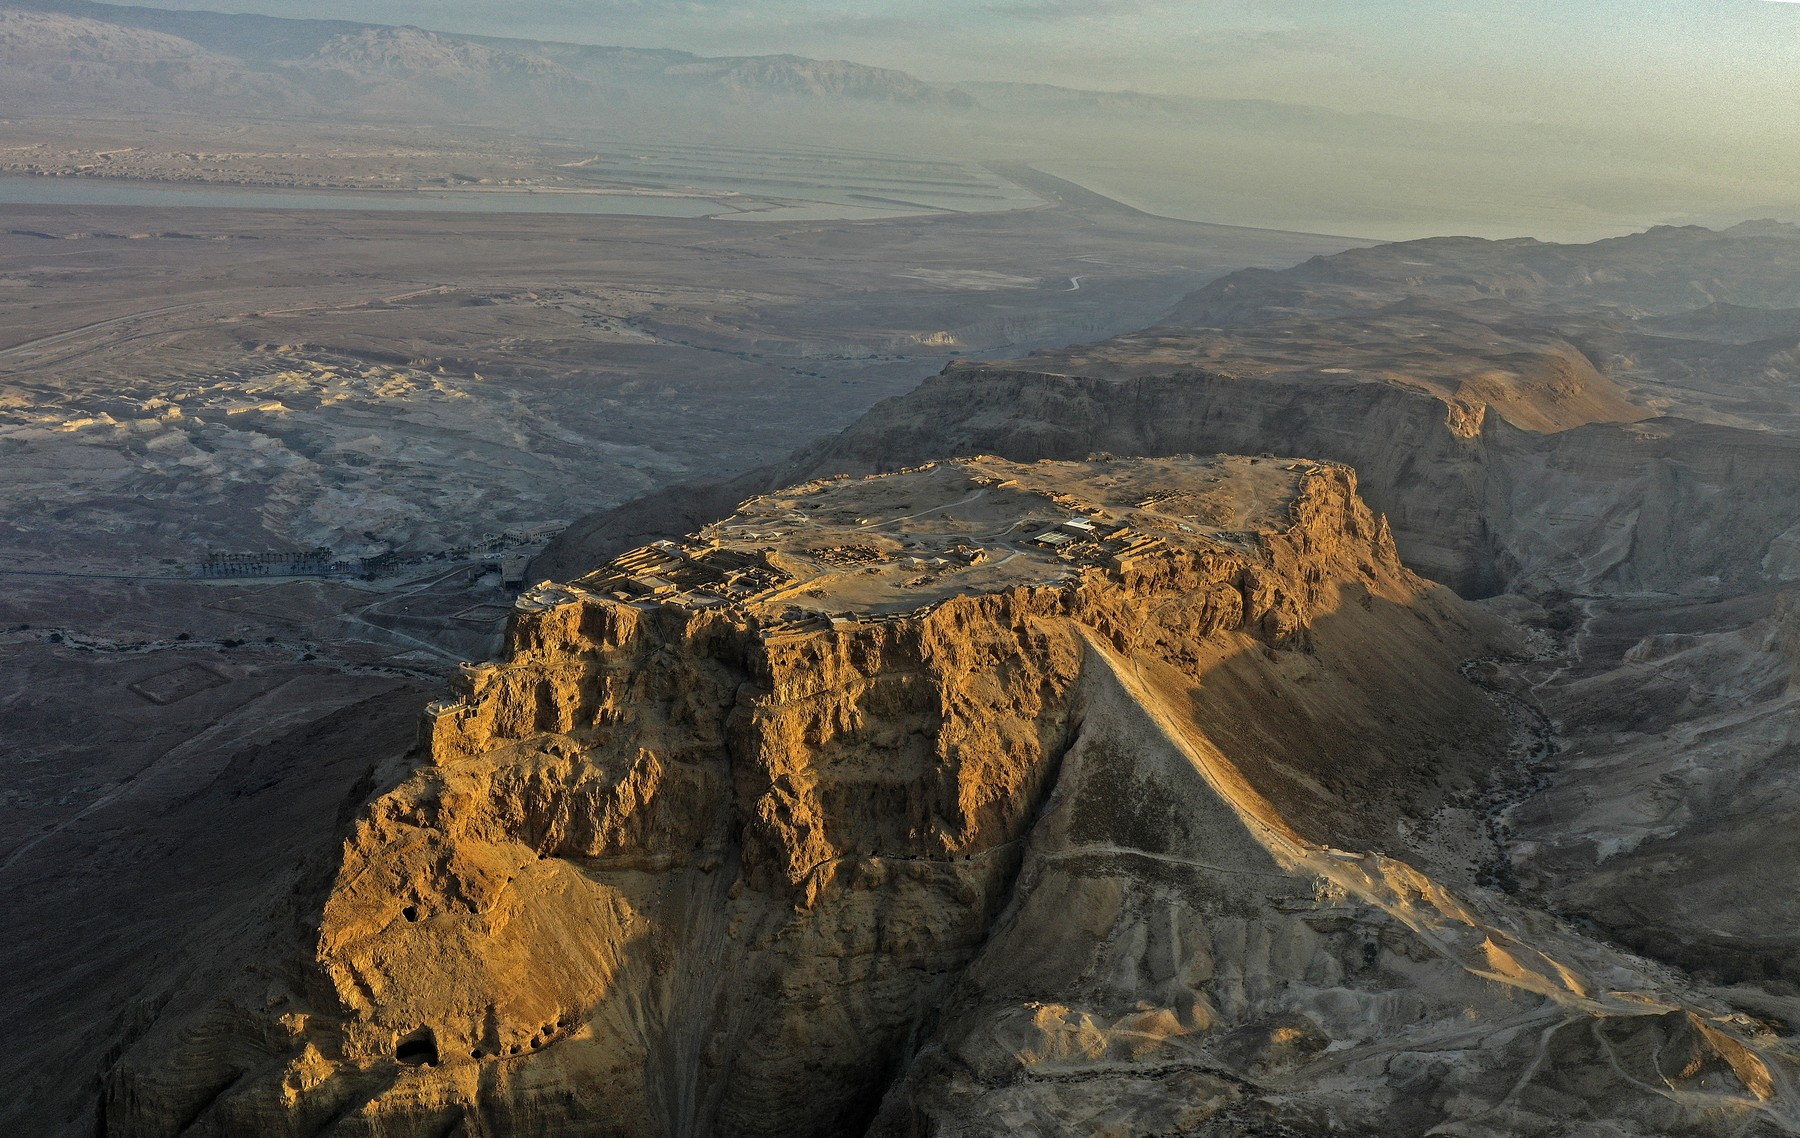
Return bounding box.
[104,0,1799,133]
[91,0,1800,240]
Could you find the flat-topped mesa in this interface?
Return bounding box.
[416,456,1399,910]
[422,458,1409,897]
[108,453,1474,1138]
[417,455,1401,890]
[429,453,1401,768]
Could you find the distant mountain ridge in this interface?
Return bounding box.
[661,54,975,108]
[0,0,979,111]
[304,26,567,81]
[296,25,595,100]
[0,9,302,109]
[0,0,1389,124]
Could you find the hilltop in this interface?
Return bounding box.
[95,455,1800,1135]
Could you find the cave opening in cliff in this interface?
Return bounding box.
[395,1028,438,1067]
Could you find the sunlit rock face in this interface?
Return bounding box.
[99,455,1800,1137]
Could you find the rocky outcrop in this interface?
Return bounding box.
[101,456,1800,1136]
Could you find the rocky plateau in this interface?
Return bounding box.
[94,455,1800,1137]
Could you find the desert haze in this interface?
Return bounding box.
[6,2,1800,1137]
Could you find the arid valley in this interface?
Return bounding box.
[8,2,1800,1137]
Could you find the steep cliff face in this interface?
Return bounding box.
[102,455,1800,1136]
[1486,416,1800,593]
[106,602,1085,1137]
[318,591,1088,1137]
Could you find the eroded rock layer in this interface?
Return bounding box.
[103,456,1800,1136]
